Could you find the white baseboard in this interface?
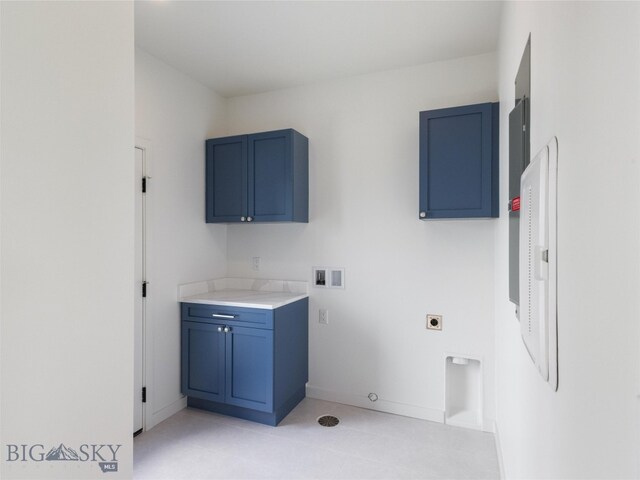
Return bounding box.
[493,420,506,480]
[146,395,187,431]
[306,385,444,424]
[483,416,496,433]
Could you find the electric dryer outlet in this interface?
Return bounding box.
[426,314,442,330]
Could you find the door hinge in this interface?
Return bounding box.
[142,177,147,193]
[142,387,147,403]
[142,281,148,298]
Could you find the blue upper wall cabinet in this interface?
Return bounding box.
[419,102,499,219]
[206,129,308,223]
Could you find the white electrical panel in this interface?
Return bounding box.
[519,137,558,391]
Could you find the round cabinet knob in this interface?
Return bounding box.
[217,326,224,333]
[247,216,253,222]
[223,326,232,333]
[240,216,246,222]
[419,212,426,219]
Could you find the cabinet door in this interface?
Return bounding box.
[206,135,248,223]
[248,130,293,222]
[419,103,498,218]
[181,321,226,402]
[225,326,274,412]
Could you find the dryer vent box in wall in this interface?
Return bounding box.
[519,137,558,391]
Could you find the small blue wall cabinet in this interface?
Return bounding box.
[206,129,309,223]
[181,299,309,426]
[419,102,499,219]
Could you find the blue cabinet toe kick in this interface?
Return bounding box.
[187,386,305,426]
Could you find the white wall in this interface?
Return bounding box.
[226,54,499,424]
[135,50,228,428]
[495,2,640,478]
[0,2,134,479]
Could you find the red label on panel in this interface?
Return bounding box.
[511,196,521,212]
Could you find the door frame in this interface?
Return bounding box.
[135,138,153,433]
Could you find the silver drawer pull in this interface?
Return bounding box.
[212,313,237,319]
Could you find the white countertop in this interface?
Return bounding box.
[178,278,308,310]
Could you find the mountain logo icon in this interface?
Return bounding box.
[45,443,80,461]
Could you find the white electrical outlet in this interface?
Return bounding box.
[319,309,329,325]
[252,257,260,271]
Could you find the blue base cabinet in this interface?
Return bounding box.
[206,129,309,223]
[419,102,499,219]
[181,298,309,426]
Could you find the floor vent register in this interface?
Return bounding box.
[317,415,340,427]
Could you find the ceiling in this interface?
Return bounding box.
[135,1,502,98]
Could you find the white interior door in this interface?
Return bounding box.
[134,146,146,434]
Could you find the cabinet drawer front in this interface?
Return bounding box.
[182,303,274,329]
